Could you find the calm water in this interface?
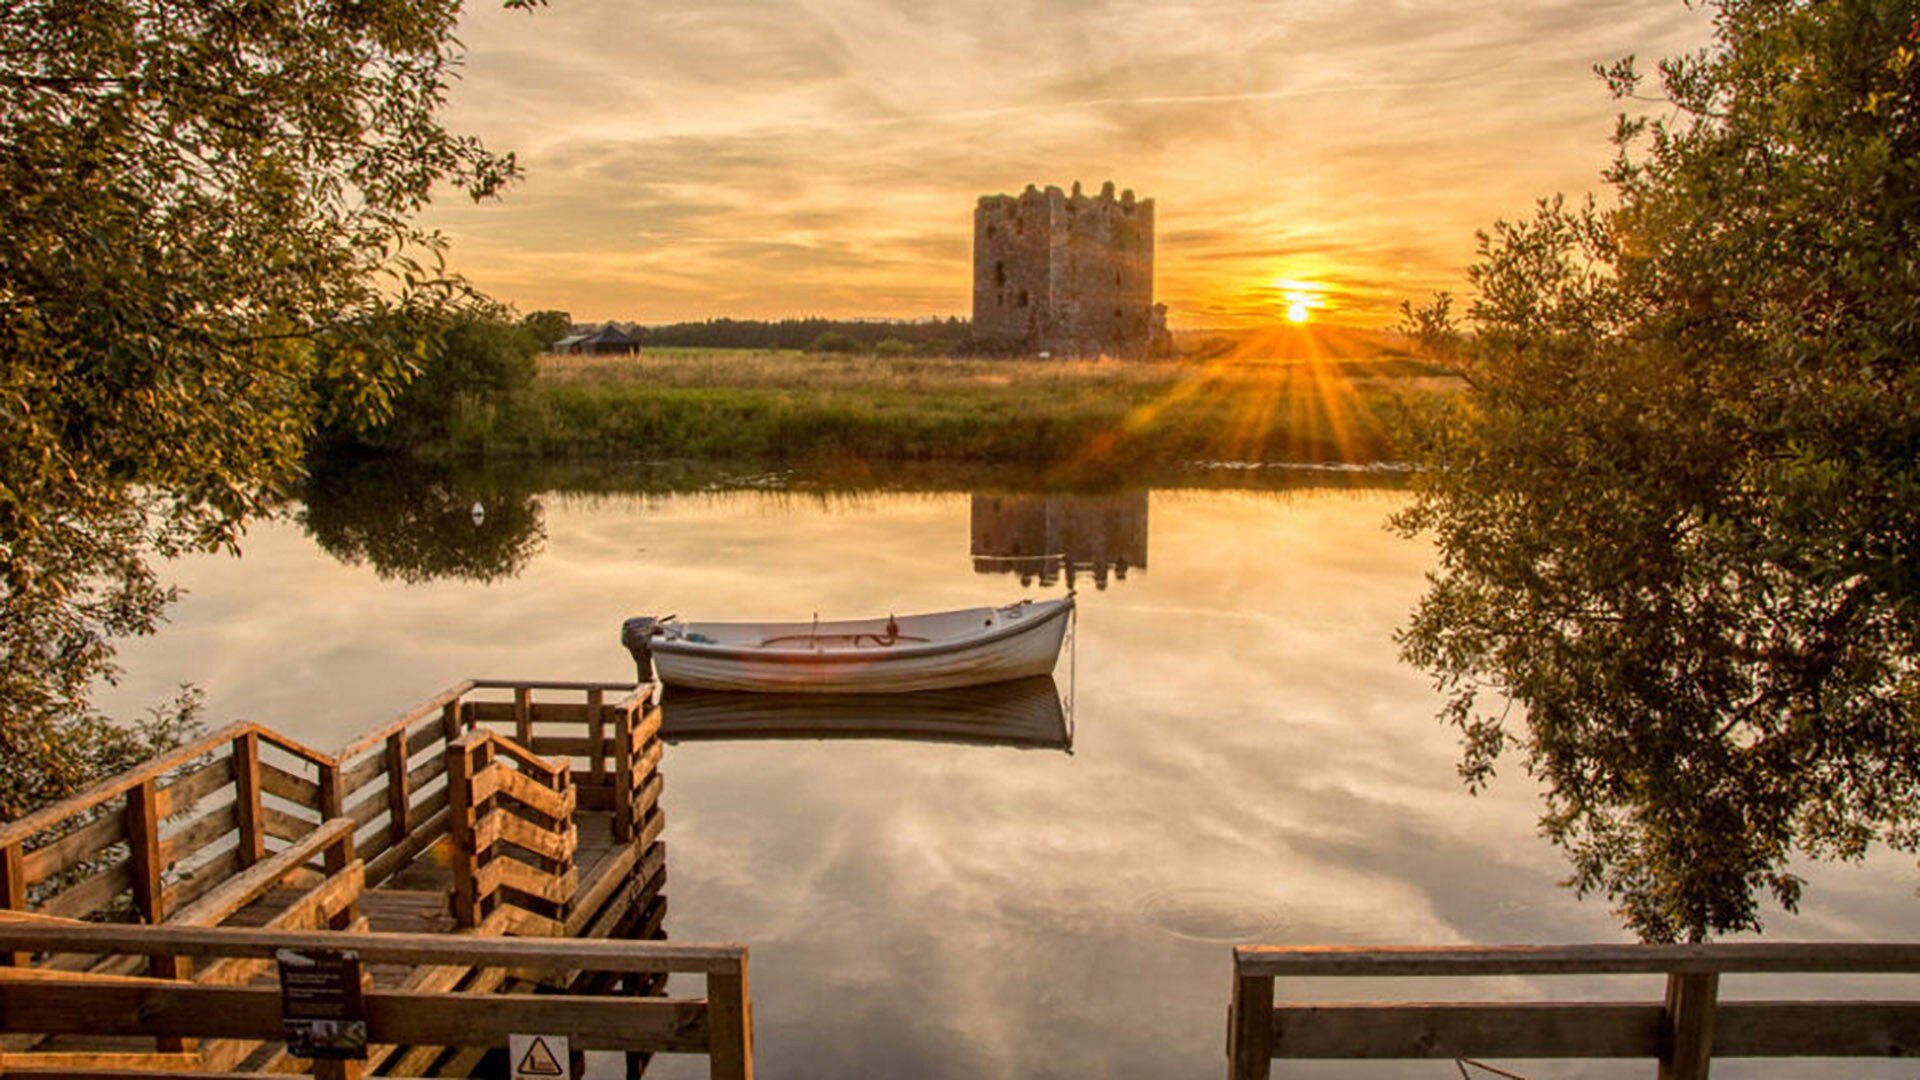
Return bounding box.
[98,468,1918,1079]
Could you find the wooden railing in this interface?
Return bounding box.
[1228,942,1920,1079]
[446,730,578,933]
[0,681,655,929]
[0,922,752,1080]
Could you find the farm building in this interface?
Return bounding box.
[553,324,641,355]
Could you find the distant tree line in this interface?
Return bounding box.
[590,316,970,353]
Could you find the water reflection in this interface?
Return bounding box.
[660,676,1071,751]
[970,492,1148,590]
[298,462,545,584]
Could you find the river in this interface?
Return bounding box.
[96,464,1918,1078]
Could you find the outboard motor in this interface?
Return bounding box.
[621,616,661,682]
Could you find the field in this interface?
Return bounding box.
[443,330,1455,469]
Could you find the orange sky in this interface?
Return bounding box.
[425,0,1715,328]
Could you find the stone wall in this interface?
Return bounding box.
[973,180,1163,358]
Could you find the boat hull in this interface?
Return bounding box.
[648,598,1072,693]
[660,676,1069,749]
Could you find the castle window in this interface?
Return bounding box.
[994,261,1006,288]
[1017,290,1029,308]
[986,224,997,239]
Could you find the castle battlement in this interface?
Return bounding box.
[972,180,1166,358]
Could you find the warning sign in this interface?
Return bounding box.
[509,1034,570,1080]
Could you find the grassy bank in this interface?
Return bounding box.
[435,347,1456,467]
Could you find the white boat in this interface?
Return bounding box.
[622,596,1073,694]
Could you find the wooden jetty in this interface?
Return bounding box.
[0,679,752,1079]
[1227,941,1920,1079]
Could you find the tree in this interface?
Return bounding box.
[1398,0,1920,942]
[522,310,574,351]
[0,0,531,817]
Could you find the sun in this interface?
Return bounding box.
[1283,291,1315,324]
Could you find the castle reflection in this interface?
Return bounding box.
[970,491,1148,590]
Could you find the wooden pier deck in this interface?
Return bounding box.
[0,680,749,1080]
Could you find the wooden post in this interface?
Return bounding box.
[440,700,463,744]
[1658,971,1719,1080]
[126,779,192,1048]
[232,732,265,868]
[707,957,753,1080]
[124,779,165,925]
[446,741,481,929]
[0,842,27,966]
[317,760,344,821]
[612,702,637,842]
[514,686,533,746]
[385,731,410,847]
[1227,969,1274,1080]
[588,687,607,784]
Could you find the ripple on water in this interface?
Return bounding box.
[1135,885,1287,943]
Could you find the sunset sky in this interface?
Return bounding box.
[427,0,1716,328]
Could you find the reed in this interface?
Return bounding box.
[440,351,1454,466]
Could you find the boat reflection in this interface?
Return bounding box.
[970,491,1148,590]
[659,675,1072,751]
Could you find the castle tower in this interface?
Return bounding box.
[972,181,1163,358]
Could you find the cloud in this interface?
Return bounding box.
[427,0,1715,325]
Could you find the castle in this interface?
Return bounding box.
[972,180,1168,358]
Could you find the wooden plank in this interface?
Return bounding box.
[1659,972,1717,1080]
[405,722,443,759]
[21,813,127,884]
[0,723,251,850]
[469,702,596,725]
[333,680,477,761]
[35,860,131,921]
[338,752,388,799]
[537,736,612,757]
[154,756,236,819]
[344,786,387,830]
[364,805,451,888]
[405,754,446,796]
[230,733,263,868]
[476,857,576,906]
[1235,943,1920,978]
[515,686,534,745]
[0,1071,261,1080]
[257,762,320,809]
[386,731,412,846]
[474,811,578,864]
[160,850,240,917]
[470,679,638,693]
[707,964,753,1080]
[247,728,333,770]
[157,802,238,871]
[1713,1000,1920,1056]
[0,924,746,974]
[490,768,575,822]
[259,806,317,843]
[2,1051,204,1071]
[564,845,638,939]
[0,982,712,1053]
[1267,1002,1665,1059]
[1228,974,1273,1079]
[168,819,356,928]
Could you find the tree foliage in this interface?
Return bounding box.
[1398,0,1920,941]
[0,0,528,816]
